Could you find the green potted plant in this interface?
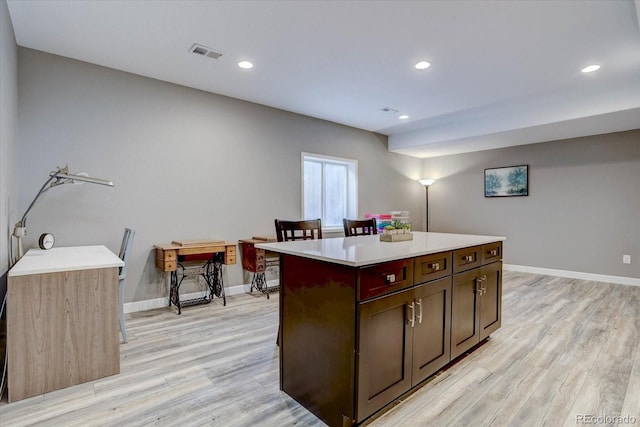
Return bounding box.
[391,219,404,233]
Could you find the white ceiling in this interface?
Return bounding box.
[7,0,640,158]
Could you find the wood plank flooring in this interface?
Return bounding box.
[1,271,639,426]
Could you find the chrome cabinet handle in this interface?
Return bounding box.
[476,275,488,295]
[385,273,396,284]
[463,255,474,262]
[489,249,498,256]
[416,299,423,324]
[408,302,415,328]
[430,262,440,271]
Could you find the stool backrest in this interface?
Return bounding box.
[119,228,136,278]
[275,219,322,242]
[343,218,377,237]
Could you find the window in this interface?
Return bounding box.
[302,153,357,230]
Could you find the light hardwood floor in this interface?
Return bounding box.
[1,271,639,426]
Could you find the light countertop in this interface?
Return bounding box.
[9,245,124,277]
[256,231,506,267]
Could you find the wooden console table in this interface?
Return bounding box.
[239,236,279,298]
[154,240,236,314]
[7,245,123,402]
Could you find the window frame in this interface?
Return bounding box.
[301,152,358,232]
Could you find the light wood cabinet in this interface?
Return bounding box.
[7,246,122,402]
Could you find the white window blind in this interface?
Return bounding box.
[302,153,357,229]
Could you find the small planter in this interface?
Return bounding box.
[380,232,413,242]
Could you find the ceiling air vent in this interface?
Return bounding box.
[189,43,223,60]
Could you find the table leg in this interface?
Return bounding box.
[204,254,226,306]
[253,272,269,299]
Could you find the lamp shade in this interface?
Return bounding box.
[419,178,436,186]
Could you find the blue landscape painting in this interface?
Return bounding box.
[485,165,528,197]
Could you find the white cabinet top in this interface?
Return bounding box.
[9,245,124,277]
[256,231,506,267]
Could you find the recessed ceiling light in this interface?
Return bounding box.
[415,61,431,70]
[238,60,254,69]
[581,64,600,73]
[399,115,410,120]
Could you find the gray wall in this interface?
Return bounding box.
[1,0,18,277]
[16,48,424,303]
[422,130,640,279]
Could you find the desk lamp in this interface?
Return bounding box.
[418,178,436,231]
[12,165,114,261]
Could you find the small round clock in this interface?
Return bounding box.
[39,233,55,250]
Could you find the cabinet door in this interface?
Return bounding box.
[411,277,451,385]
[451,269,480,359]
[357,289,414,421]
[479,262,502,341]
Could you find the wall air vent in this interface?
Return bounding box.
[189,43,223,60]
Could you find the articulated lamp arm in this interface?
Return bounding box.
[12,166,114,262]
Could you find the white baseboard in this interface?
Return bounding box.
[503,264,640,287]
[123,281,278,314]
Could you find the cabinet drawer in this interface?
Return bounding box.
[155,259,176,272]
[414,251,451,284]
[156,249,176,261]
[453,245,481,273]
[481,242,502,265]
[358,259,414,301]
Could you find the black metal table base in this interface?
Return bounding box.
[170,253,226,314]
[250,272,279,299]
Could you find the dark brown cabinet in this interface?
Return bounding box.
[451,243,502,359]
[356,277,451,421]
[412,277,452,383]
[278,240,502,427]
[357,287,413,420]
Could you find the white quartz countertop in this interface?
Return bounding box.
[256,232,506,267]
[9,245,124,277]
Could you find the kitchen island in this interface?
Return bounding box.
[257,232,505,427]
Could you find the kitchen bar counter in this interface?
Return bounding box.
[257,231,505,427]
[256,231,505,266]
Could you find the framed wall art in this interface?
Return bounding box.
[484,165,528,197]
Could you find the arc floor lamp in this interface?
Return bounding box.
[12,165,114,261]
[419,178,436,231]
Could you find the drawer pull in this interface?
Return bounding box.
[488,249,498,256]
[385,273,396,284]
[429,262,440,271]
[463,255,474,262]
